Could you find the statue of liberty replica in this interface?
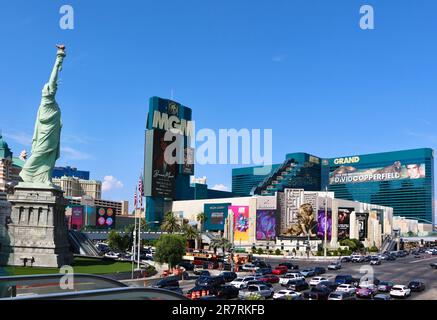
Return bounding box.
[0,45,73,267]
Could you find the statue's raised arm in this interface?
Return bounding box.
[19,45,66,187]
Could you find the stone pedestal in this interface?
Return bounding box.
[0,185,73,267]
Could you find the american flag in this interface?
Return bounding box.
[134,188,138,210]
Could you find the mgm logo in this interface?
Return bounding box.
[167,102,179,116]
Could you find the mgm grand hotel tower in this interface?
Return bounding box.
[233,149,435,226]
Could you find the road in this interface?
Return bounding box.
[138,254,437,300]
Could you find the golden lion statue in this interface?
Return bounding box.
[283,203,317,237]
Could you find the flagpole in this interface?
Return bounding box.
[132,187,137,278]
[137,172,143,271]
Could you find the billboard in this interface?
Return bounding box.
[204,203,230,231]
[151,130,177,198]
[338,208,353,240]
[329,162,426,185]
[280,203,318,238]
[317,209,332,240]
[96,207,116,229]
[70,206,84,230]
[256,210,276,240]
[356,212,369,241]
[180,147,195,175]
[230,206,249,242]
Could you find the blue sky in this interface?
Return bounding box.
[1,1,437,218]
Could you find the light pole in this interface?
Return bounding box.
[324,186,328,258]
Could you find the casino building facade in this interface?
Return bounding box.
[232,148,434,226]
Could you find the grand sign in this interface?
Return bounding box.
[333,156,360,165]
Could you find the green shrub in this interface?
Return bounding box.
[275,249,281,255]
[316,251,323,256]
[257,248,264,255]
[251,246,257,253]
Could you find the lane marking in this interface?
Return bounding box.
[409,256,437,264]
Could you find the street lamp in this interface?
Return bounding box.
[324,186,328,258]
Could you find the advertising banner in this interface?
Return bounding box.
[356,212,369,241]
[181,147,195,175]
[151,130,176,198]
[256,210,276,240]
[256,196,277,210]
[96,207,116,229]
[70,206,84,230]
[284,188,304,228]
[204,203,230,231]
[329,162,426,185]
[338,207,353,240]
[230,206,249,242]
[317,209,332,240]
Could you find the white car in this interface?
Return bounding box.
[279,273,304,285]
[230,276,256,289]
[242,263,259,272]
[273,289,302,300]
[335,284,356,294]
[104,252,119,259]
[327,262,342,270]
[238,284,273,300]
[309,277,328,286]
[351,255,364,263]
[390,285,411,298]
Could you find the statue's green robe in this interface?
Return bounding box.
[19,52,65,184]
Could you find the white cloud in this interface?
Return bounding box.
[61,146,92,160]
[102,175,124,192]
[3,131,32,146]
[211,184,229,192]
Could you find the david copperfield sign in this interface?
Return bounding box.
[329,161,426,185]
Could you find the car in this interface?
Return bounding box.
[300,269,316,277]
[384,254,397,261]
[246,280,273,288]
[104,251,120,259]
[272,266,288,275]
[335,275,359,286]
[327,262,342,270]
[238,284,274,300]
[390,285,411,298]
[193,265,205,275]
[309,277,329,287]
[219,272,238,282]
[273,289,302,300]
[335,284,356,294]
[197,270,211,277]
[370,257,381,265]
[230,276,256,289]
[340,256,351,263]
[355,284,377,299]
[363,255,372,262]
[242,263,259,272]
[360,277,380,286]
[279,272,304,285]
[377,281,394,293]
[286,279,310,292]
[256,267,273,275]
[430,263,437,269]
[195,275,225,287]
[253,260,270,269]
[313,267,326,275]
[328,291,356,300]
[257,275,280,284]
[408,280,425,292]
[373,293,393,300]
[216,285,240,299]
[303,286,332,300]
[177,262,194,271]
[278,262,299,270]
[425,249,436,254]
[154,277,180,289]
[351,255,364,263]
[316,281,338,292]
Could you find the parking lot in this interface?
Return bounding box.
[150,253,437,300]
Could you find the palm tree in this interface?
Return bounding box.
[160,212,180,234]
[181,224,199,249]
[196,212,207,232]
[210,237,232,256]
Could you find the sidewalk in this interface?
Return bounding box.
[252,254,342,261]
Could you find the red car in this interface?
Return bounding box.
[258,275,280,283]
[272,266,288,275]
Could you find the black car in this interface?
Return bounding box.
[154,277,180,288]
[304,286,332,300]
[313,267,326,275]
[279,262,299,270]
[198,270,211,277]
[340,256,351,263]
[253,260,269,268]
[408,281,426,292]
[195,275,226,287]
[217,285,240,299]
[257,267,273,275]
[177,262,194,271]
[286,279,309,292]
[335,275,359,286]
[316,281,338,292]
[220,271,237,282]
[430,263,437,269]
[385,255,397,261]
